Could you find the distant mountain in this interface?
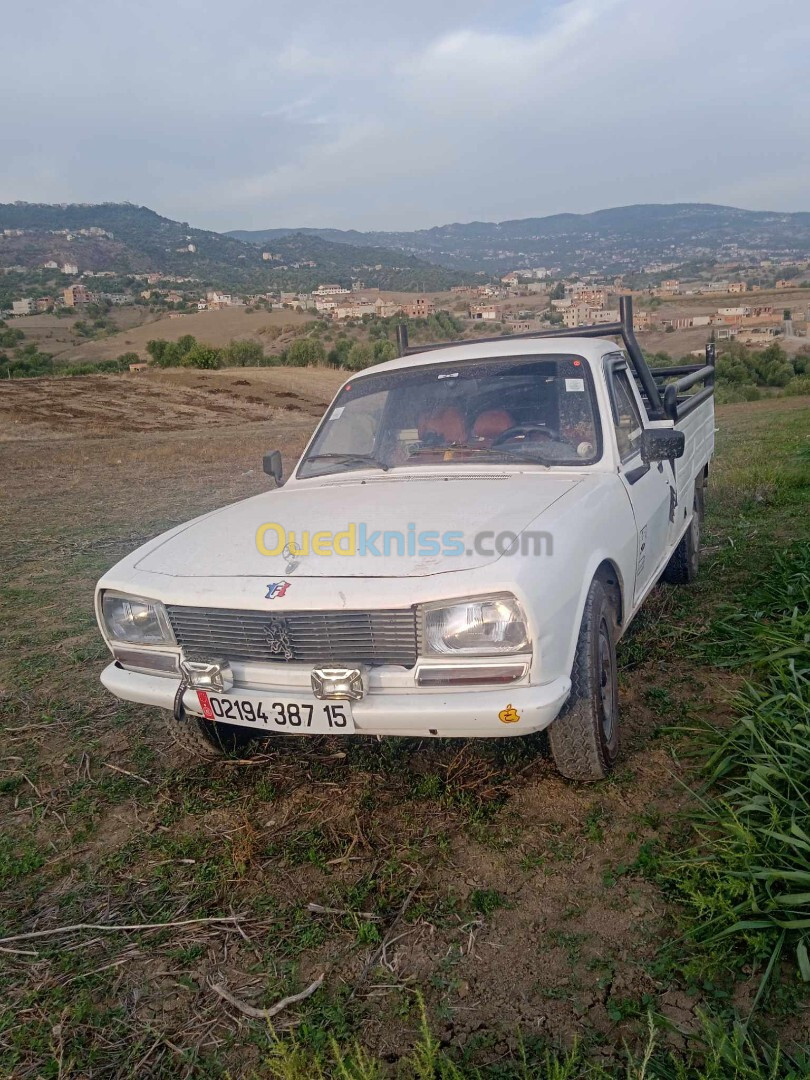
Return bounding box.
[0,203,470,291]
[229,203,810,274]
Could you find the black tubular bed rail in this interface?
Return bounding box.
[396,295,716,423]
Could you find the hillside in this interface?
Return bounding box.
[229,202,810,274]
[0,203,470,291]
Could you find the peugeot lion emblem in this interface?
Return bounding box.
[265,618,294,661]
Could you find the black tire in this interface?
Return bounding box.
[549,578,619,782]
[662,482,703,585]
[165,713,259,759]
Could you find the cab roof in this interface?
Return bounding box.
[351,335,623,380]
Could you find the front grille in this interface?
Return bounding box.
[166,605,418,667]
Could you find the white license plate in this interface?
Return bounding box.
[193,690,355,734]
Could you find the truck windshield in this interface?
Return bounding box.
[298,354,601,478]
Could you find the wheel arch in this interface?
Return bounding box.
[556,555,628,684]
[593,558,624,628]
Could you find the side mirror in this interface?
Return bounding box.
[640,428,685,464]
[263,450,284,486]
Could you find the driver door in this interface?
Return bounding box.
[605,359,674,604]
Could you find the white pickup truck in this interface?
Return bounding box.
[95,299,715,781]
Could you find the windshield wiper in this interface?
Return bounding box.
[306,453,389,472]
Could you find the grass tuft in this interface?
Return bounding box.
[665,544,810,996]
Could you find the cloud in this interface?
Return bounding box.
[1,0,809,229]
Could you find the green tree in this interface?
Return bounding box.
[145,339,169,364]
[176,334,197,356]
[0,324,25,349]
[286,338,325,367]
[5,343,54,377]
[222,339,264,366]
[753,342,793,387]
[345,342,374,371]
[373,339,397,364]
[327,338,352,368]
[182,343,222,369]
[549,281,565,300]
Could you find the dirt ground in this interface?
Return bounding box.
[0,365,346,442]
[1,371,808,1077]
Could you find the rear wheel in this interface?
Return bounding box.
[165,713,259,759]
[662,481,703,585]
[549,578,620,782]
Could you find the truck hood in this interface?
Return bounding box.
[134,471,584,579]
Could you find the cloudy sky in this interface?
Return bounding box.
[2,0,809,231]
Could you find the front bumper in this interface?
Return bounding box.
[100,662,571,739]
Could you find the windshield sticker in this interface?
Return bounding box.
[437,371,459,379]
[565,378,585,392]
[330,406,345,419]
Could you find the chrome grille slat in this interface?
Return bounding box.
[167,605,417,667]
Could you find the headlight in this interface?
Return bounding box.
[100,592,174,646]
[421,595,529,656]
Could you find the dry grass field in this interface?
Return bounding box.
[0,368,808,1077]
[11,307,157,360]
[21,307,317,368]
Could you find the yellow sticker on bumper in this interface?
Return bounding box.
[498,704,520,724]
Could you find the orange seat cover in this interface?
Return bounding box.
[472,409,514,445]
[417,406,467,445]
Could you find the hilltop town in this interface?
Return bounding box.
[2,201,810,387]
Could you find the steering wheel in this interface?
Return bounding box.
[493,424,557,446]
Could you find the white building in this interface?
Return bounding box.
[589,308,620,324]
[563,304,593,328]
[62,262,79,275]
[314,296,338,313]
[313,284,348,296]
[470,304,500,321]
[12,298,36,315]
[332,299,377,319]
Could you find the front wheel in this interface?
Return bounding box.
[549,578,619,782]
[164,713,260,759]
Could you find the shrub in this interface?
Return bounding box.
[63,359,124,376]
[3,343,54,377]
[0,324,25,349]
[785,374,810,396]
[716,340,797,389]
[715,383,761,404]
